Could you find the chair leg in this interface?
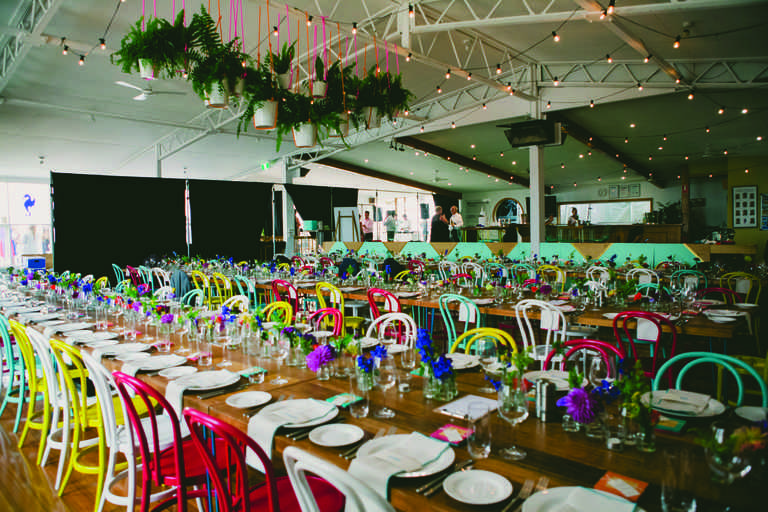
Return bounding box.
[36,400,51,465]
[54,415,73,491]
[13,378,26,433]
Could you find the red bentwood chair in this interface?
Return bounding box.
[613,311,678,386]
[272,279,300,315]
[367,288,401,320]
[308,308,344,336]
[696,287,741,305]
[112,371,227,512]
[182,408,345,512]
[543,339,626,378]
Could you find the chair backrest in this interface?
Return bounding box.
[720,272,761,304]
[308,308,343,336]
[183,407,281,512]
[367,288,401,319]
[154,286,175,300]
[190,270,209,291]
[671,269,707,290]
[438,293,481,347]
[9,321,42,398]
[272,279,299,313]
[262,301,294,326]
[536,265,566,292]
[407,259,425,275]
[283,446,395,512]
[586,266,610,283]
[112,371,188,487]
[126,265,142,286]
[612,310,678,381]
[626,268,658,286]
[153,267,171,288]
[451,327,517,355]
[139,266,154,291]
[211,272,233,301]
[0,315,19,389]
[653,352,768,407]
[81,351,122,453]
[112,264,125,286]
[364,312,417,347]
[484,263,506,283]
[461,262,485,286]
[318,257,334,268]
[542,339,625,376]
[696,287,740,305]
[316,282,344,312]
[438,261,459,280]
[94,276,109,290]
[48,339,91,429]
[181,289,204,307]
[223,295,250,313]
[635,282,670,300]
[510,263,535,283]
[25,327,60,410]
[514,299,567,363]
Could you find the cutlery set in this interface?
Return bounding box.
[415,459,473,496]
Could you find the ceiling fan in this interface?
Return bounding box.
[432,169,449,183]
[115,80,186,101]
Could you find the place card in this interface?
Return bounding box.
[594,471,648,502]
[238,366,267,379]
[655,414,687,434]
[430,423,472,445]
[433,394,498,420]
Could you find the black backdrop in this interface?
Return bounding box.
[52,172,187,282]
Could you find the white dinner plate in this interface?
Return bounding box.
[524,370,571,391]
[159,366,198,379]
[134,354,187,371]
[734,303,759,310]
[309,424,364,447]
[641,390,725,418]
[357,435,455,478]
[99,343,153,356]
[602,312,619,320]
[116,352,152,362]
[704,315,737,324]
[258,399,339,428]
[57,322,95,332]
[472,298,495,305]
[704,309,742,317]
[225,391,272,409]
[84,340,120,348]
[177,370,241,391]
[443,470,513,505]
[523,487,643,512]
[735,406,767,422]
[446,353,480,370]
[38,320,66,327]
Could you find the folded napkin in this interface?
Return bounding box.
[652,390,710,415]
[636,318,660,341]
[247,399,336,472]
[165,370,238,416]
[92,342,149,360]
[348,432,450,499]
[122,354,186,377]
[541,309,560,331]
[550,487,636,512]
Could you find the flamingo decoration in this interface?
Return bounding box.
[23,194,35,216]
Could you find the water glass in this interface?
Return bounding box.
[348,376,370,419]
[467,402,492,459]
[661,450,698,512]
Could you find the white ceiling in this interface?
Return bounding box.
[0,0,766,194]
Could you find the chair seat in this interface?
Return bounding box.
[248,475,345,512]
[116,415,190,454]
[344,316,366,329]
[156,437,229,487]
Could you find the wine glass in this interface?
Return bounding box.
[497,383,529,460]
[216,322,234,367]
[398,346,417,383]
[270,332,290,385]
[375,356,397,418]
[476,337,498,394]
[174,316,191,354]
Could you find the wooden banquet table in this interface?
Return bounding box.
[46,325,763,512]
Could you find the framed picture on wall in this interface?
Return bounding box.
[732,185,757,228]
[761,193,768,231]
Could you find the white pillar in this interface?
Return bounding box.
[278,158,300,256]
[154,144,162,177]
[529,146,544,260]
[398,0,412,49]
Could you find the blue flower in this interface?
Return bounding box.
[372,344,388,360]
[416,328,435,363]
[82,282,93,294]
[254,316,263,329]
[357,355,375,373]
[433,355,454,380]
[385,265,392,275]
[485,374,502,391]
[290,267,296,276]
[592,379,620,405]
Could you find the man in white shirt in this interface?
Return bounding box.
[449,205,463,242]
[360,211,374,241]
[383,211,398,241]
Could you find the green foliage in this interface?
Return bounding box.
[187,7,246,99]
[271,42,296,74]
[356,66,413,120]
[235,62,280,136]
[314,56,325,82]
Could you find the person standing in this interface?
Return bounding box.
[449,205,464,242]
[360,211,374,241]
[568,207,580,226]
[430,206,450,242]
[383,211,398,241]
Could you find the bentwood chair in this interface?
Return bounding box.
[543,339,625,378]
[308,308,344,337]
[262,301,294,327]
[0,315,27,433]
[367,288,401,320]
[152,267,171,289]
[585,265,610,283]
[316,282,364,335]
[515,299,567,369]
[653,352,768,407]
[461,261,485,286]
[272,279,300,314]
[94,276,109,290]
[510,263,535,284]
[233,275,258,309]
[210,272,233,307]
[284,446,394,512]
[450,327,517,355]
[720,271,761,304]
[536,264,566,293]
[223,295,250,313]
[126,266,143,286]
[484,262,506,284]
[113,372,224,512]
[626,268,658,286]
[438,294,481,350]
[363,312,418,349]
[13,323,50,462]
[181,289,204,307]
[407,259,426,277]
[671,269,707,291]
[111,264,125,287]
[438,260,459,281]
[183,409,345,512]
[696,287,741,305]
[613,311,678,385]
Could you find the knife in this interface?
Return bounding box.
[416,459,473,494]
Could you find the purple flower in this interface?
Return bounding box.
[306,345,335,372]
[540,284,552,296]
[161,313,174,324]
[556,387,599,424]
[131,302,141,312]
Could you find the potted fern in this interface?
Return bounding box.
[312,56,327,97]
[111,11,194,80]
[272,42,296,89]
[356,66,413,129]
[280,93,317,148]
[236,62,280,133]
[324,60,357,137]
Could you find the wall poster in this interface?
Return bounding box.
[760,193,768,231]
[732,185,757,228]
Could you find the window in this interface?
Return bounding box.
[0,181,52,267]
[559,199,651,225]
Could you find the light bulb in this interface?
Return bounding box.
[589,99,595,108]
[78,55,85,66]
[99,38,106,50]
[352,23,357,34]
[644,54,651,63]
[420,126,424,132]
[717,108,724,114]
[307,16,313,27]
[436,85,442,93]
[553,76,559,86]
[607,1,615,15]
[409,4,414,17]
[600,9,606,19]
[546,101,551,109]
[467,73,472,80]
[273,26,278,36]
[688,91,694,100]
[673,36,680,48]
[741,108,749,114]
[552,31,560,42]
[451,121,456,128]
[406,53,412,62]
[445,69,451,79]
[62,45,69,55]
[606,54,612,63]
[496,63,502,74]
[637,82,643,91]
[482,103,487,109]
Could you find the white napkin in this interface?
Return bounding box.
[121,354,186,377]
[92,342,149,360]
[653,390,710,414]
[636,318,660,341]
[458,303,476,323]
[734,278,750,295]
[246,399,336,472]
[348,433,450,499]
[541,309,560,331]
[165,370,238,416]
[550,487,636,512]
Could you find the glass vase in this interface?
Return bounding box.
[637,426,657,453]
[317,363,331,381]
[423,366,457,401]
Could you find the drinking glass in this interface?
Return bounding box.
[174,317,191,354]
[467,402,492,459]
[270,333,290,385]
[375,356,397,418]
[476,337,498,394]
[497,383,529,460]
[95,303,108,331]
[197,327,213,367]
[588,356,610,387]
[661,450,698,511]
[217,323,234,367]
[348,375,370,419]
[704,422,753,485]
[398,347,417,383]
[123,311,138,341]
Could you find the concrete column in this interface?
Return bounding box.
[529,146,544,259]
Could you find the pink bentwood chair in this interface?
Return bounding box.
[182,408,345,512]
[112,371,227,512]
[613,311,678,386]
[272,279,300,316]
[543,339,626,380]
[308,308,344,337]
[696,287,741,305]
[367,288,401,320]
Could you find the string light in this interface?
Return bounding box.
[99,38,106,50]
[496,63,502,74]
[62,45,69,55]
[546,101,551,109]
[590,99,595,108]
[673,36,681,48]
[436,85,442,93]
[600,9,607,20]
[482,103,487,109]
[744,168,749,173]
[573,182,577,187]
[705,126,710,133]
[420,126,424,133]
[467,72,472,80]
[445,69,451,79]
[78,55,85,66]
[408,4,414,18]
[606,54,613,63]
[687,91,694,100]
[675,78,681,84]
[561,163,566,168]
[553,76,560,86]
[406,53,412,62]
[717,108,724,114]
[509,89,515,96]
[644,54,651,63]
[637,82,643,91]
[451,121,456,128]
[597,176,602,182]
[273,26,279,36]
[663,134,667,141]
[552,31,560,42]
[607,1,616,15]
[307,16,313,27]
[472,155,477,160]
[757,136,763,141]
[352,22,357,34]
[741,108,749,114]
[685,155,689,160]
[648,155,652,160]
[500,152,504,157]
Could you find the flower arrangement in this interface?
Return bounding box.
[306,344,336,373]
[416,329,456,400]
[615,359,657,430]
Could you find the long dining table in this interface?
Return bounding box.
[46,319,763,512]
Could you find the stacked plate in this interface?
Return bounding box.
[446,353,480,370]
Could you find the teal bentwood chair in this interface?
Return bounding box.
[653,352,768,407]
[0,314,28,432]
[111,264,125,287]
[438,294,481,350]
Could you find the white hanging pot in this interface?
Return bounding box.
[363,106,381,129]
[233,77,245,97]
[277,72,292,89]
[138,58,155,80]
[205,79,229,108]
[292,122,317,148]
[331,112,349,138]
[252,99,278,130]
[312,81,327,98]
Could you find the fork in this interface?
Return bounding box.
[501,478,534,512]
